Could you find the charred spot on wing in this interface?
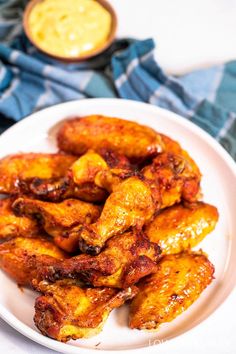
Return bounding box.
[78,238,101,256]
[11,198,23,216]
[130,231,150,253]
[99,149,131,169]
[153,243,162,257]
[16,178,34,194]
[29,177,69,201]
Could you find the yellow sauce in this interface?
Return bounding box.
[28,0,112,58]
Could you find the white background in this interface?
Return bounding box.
[1,1,236,353]
[112,0,236,74]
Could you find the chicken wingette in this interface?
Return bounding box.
[13,198,101,253]
[57,115,164,162]
[0,237,67,286]
[0,153,76,195]
[34,279,138,342]
[129,252,214,330]
[40,231,161,288]
[0,198,39,240]
[145,202,219,255]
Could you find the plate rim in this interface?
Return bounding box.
[0,98,236,354]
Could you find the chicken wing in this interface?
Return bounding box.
[57,115,164,162]
[0,153,76,195]
[145,202,219,255]
[13,198,101,253]
[28,150,132,202]
[0,237,67,286]
[40,231,161,288]
[129,252,214,330]
[34,279,138,342]
[142,152,201,208]
[78,176,159,254]
[0,198,39,240]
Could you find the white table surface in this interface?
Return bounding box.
[1,0,236,353]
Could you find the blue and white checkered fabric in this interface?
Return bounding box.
[112,39,236,159]
[0,1,236,159]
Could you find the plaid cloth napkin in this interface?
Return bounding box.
[0,1,236,160]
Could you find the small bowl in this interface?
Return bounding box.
[23,0,117,62]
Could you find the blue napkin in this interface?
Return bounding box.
[0,1,235,160]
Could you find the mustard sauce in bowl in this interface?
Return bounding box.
[24,0,117,60]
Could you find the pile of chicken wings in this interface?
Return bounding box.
[0,115,218,342]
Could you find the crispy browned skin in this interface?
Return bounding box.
[34,279,138,342]
[0,153,77,195]
[29,176,108,203]
[70,150,109,185]
[129,252,214,330]
[12,198,101,253]
[145,202,219,255]
[76,151,201,254]
[142,152,201,208]
[70,149,133,193]
[161,134,201,177]
[41,231,161,288]
[0,198,39,240]
[28,150,132,202]
[0,237,67,286]
[78,176,159,254]
[57,115,164,162]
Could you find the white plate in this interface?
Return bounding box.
[0,98,235,354]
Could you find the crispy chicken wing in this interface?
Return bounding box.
[57,115,164,162]
[0,198,39,240]
[78,176,159,254]
[0,237,66,285]
[145,202,219,255]
[34,279,138,342]
[13,198,101,253]
[41,231,161,288]
[28,150,132,202]
[0,153,76,195]
[129,252,214,330]
[142,152,201,208]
